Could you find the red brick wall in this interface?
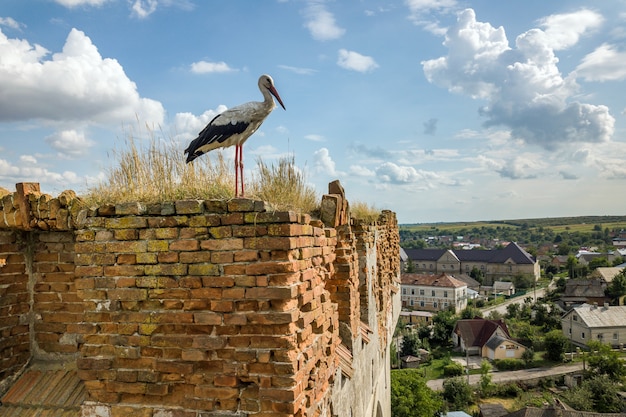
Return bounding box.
[0,183,400,417]
[72,199,342,416]
[0,230,29,381]
[32,231,82,357]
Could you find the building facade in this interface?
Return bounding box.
[404,242,540,285]
[400,273,468,313]
[561,303,626,348]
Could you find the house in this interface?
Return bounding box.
[400,349,430,368]
[593,266,625,283]
[455,273,482,292]
[550,255,570,269]
[452,318,526,360]
[561,303,626,348]
[481,281,516,297]
[560,278,610,308]
[400,310,434,325]
[479,403,509,417]
[403,242,540,285]
[400,273,468,313]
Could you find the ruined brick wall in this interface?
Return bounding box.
[73,199,342,416]
[0,230,29,383]
[0,184,84,386]
[0,183,400,417]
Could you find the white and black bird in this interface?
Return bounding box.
[184,74,286,197]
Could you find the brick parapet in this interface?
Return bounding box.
[0,183,400,417]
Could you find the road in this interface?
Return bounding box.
[481,282,552,317]
[426,362,584,391]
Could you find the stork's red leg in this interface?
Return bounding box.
[240,145,245,197]
[234,145,240,197]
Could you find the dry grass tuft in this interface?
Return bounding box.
[351,200,381,224]
[84,127,320,214]
[250,156,319,214]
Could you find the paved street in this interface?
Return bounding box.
[426,362,584,391]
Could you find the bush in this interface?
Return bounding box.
[443,362,464,377]
[491,382,522,398]
[494,358,525,371]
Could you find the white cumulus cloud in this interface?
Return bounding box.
[54,0,110,7]
[337,49,378,73]
[422,8,615,150]
[576,43,626,82]
[313,147,339,176]
[45,129,95,158]
[0,28,164,126]
[303,2,345,41]
[190,60,235,74]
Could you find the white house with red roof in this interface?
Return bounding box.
[400,273,468,313]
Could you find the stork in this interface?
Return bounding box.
[184,74,286,197]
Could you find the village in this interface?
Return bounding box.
[394,237,626,416]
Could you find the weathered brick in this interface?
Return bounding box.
[155,228,179,239]
[107,289,148,301]
[175,199,203,214]
[145,264,187,276]
[169,240,199,251]
[105,241,147,253]
[245,286,298,300]
[104,217,147,229]
[188,264,220,276]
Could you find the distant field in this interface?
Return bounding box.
[401,215,626,233]
[401,222,519,233]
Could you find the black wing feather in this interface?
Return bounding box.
[185,114,250,163]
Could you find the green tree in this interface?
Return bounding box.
[391,370,443,417]
[401,332,422,358]
[479,360,493,395]
[588,256,609,270]
[406,258,416,273]
[431,310,456,347]
[469,266,484,284]
[442,377,474,410]
[543,330,568,362]
[521,347,535,367]
[586,340,626,381]
[606,269,626,304]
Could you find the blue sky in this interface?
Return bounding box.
[0,0,625,223]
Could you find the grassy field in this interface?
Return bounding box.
[401,216,626,234]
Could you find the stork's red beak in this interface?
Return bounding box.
[269,85,286,110]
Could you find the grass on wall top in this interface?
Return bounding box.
[83,125,382,222]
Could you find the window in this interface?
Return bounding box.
[431,290,435,296]
[411,289,415,295]
[444,302,448,308]
[420,301,424,307]
[597,334,603,340]
[402,288,406,295]
[410,299,414,306]
[419,289,424,296]
[444,291,448,298]
[581,332,585,339]
[434,302,438,308]
[573,315,578,321]
[429,264,433,269]
[614,333,619,340]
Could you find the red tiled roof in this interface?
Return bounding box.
[401,273,467,288]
